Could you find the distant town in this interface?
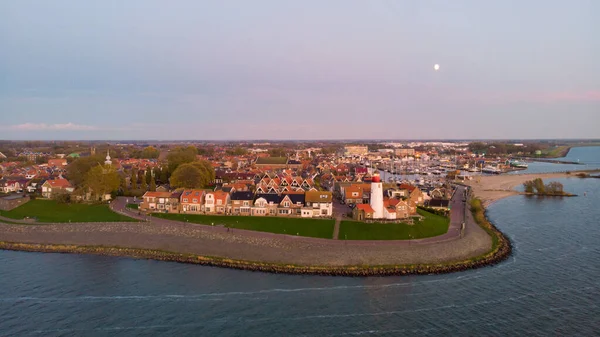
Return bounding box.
[0,139,595,221]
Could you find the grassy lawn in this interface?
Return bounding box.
[126,203,139,210]
[0,199,136,223]
[338,209,449,240]
[153,213,335,239]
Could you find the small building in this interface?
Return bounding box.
[345,185,364,205]
[0,194,30,211]
[426,198,450,210]
[47,158,68,167]
[41,178,73,199]
[353,204,374,221]
[255,157,289,169]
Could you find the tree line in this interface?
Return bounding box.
[523,178,565,195]
[62,146,215,202]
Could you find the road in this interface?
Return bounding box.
[0,190,491,267]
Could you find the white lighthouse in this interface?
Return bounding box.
[370,173,384,219]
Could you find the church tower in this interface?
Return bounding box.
[104,150,112,166]
[370,172,384,219]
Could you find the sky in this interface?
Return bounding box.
[1,0,599,140]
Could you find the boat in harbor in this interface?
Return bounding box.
[482,166,502,174]
[508,160,529,168]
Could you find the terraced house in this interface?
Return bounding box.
[180,189,205,213]
[140,191,182,213]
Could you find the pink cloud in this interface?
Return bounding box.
[8,123,98,131]
[449,90,600,104]
[526,90,600,103]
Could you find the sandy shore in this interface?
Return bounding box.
[464,172,589,207]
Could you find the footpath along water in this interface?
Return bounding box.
[1,177,600,335]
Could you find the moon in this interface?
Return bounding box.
[434,64,440,71]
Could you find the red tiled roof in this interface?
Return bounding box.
[45,178,71,188]
[356,204,374,213]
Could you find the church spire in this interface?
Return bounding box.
[105,149,112,165]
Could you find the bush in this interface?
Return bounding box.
[53,193,71,204]
[418,206,449,217]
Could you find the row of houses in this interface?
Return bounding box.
[140,189,333,218]
[0,177,73,198]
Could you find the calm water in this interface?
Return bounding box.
[2,183,600,335]
[511,146,600,174]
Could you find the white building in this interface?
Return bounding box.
[105,150,112,165]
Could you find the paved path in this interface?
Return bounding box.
[332,214,342,239]
[0,190,492,266]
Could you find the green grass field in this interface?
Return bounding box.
[338,209,449,240]
[0,199,136,223]
[153,213,335,239]
[126,203,139,210]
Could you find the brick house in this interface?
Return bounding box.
[180,189,205,213]
[41,178,73,198]
[230,191,253,215]
[204,190,230,214]
[141,191,181,213]
[305,190,333,217]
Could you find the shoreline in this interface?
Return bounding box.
[11,171,596,275]
[0,196,512,276]
[0,228,511,276]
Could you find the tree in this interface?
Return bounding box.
[192,160,216,184]
[36,156,49,165]
[167,146,198,173]
[268,148,287,157]
[149,177,156,191]
[468,142,488,154]
[130,170,138,189]
[197,146,215,157]
[170,163,204,188]
[523,180,535,193]
[138,170,147,191]
[225,147,246,156]
[145,169,152,185]
[158,167,169,184]
[66,155,105,187]
[141,146,160,159]
[84,165,120,201]
[169,161,215,189]
[546,182,564,195]
[533,178,545,194]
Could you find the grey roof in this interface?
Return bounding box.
[231,191,254,200]
[254,193,281,204]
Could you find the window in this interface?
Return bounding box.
[183,198,188,203]
[243,201,249,206]
[217,199,222,205]
[270,208,276,214]
[283,202,290,207]
[352,192,358,197]
[192,199,197,203]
